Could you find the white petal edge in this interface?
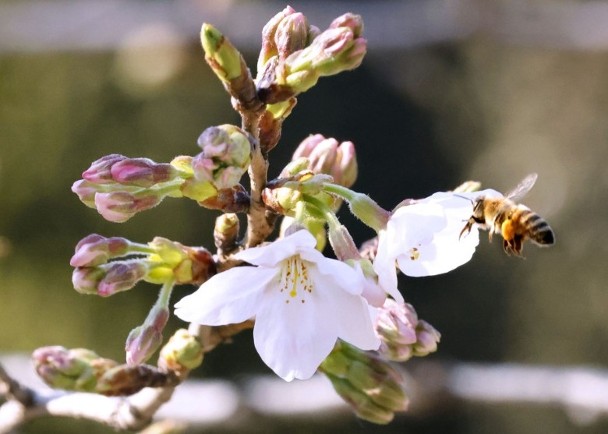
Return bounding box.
[174,266,277,326]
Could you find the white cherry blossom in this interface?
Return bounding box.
[174,230,380,381]
[373,190,499,299]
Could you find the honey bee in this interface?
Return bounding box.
[459,173,555,256]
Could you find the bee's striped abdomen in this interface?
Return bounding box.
[519,210,555,246]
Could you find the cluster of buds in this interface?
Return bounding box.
[320,342,409,424]
[291,134,358,189]
[71,234,215,364]
[262,133,358,249]
[70,234,215,296]
[72,125,252,222]
[33,346,177,396]
[179,124,251,211]
[375,299,441,362]
[256,8,366,102]
[72,154,183,223]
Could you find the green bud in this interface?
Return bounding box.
[214,213,240,255]
[201,23,244,83]
[321,343,409,424]
[328,375,397,424]
[158,329,204,376]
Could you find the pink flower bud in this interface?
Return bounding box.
[257,6,297,74]
[82,154,127,183]
[97,262,147,297]
[375,299,419,362]
[333,141,358,188]
[71,180,98,208]
[72,267,105,295]
[193,125,251,190]
[94,192,161,223]
[292,134,325,160]
[413,320,441,357]
[110,158,177,187]
[330,13,364,38]
[70,234,130,267]
[275,12,309,61]
[125,306,169,365]
[291,135,358,187]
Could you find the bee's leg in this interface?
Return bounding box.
[503,236,524,257]
[512,235,524,257]
[459,220,474,239]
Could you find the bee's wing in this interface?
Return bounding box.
[505,173,537,201]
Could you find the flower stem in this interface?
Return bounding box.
[322,183,390,231]
[303,194,361,261]
[156,280,175,310]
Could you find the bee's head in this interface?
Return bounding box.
[472,196,485,217]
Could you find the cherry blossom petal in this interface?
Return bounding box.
[253,287,338,381]
[311,269,380,351]
[235,230,317,267]
[174,266,276,325]
[304,253,364,295]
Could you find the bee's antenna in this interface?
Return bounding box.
[453,194,475,205]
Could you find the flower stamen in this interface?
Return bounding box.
[280,257,313,303]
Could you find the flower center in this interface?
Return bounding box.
[279,256,313,303]
[408,247,420,261]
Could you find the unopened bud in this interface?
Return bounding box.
[158,329,204,376]
[110,158,178,188]
[72,267,105,295]
[214,213,240,256]
[70,234,130,267]
[33,346,118,392]
[375,299,418,362]
[321,343,409,424]
[275,12,309,61]
[374,300,441,360]
[71,179,98,208]
[293,135,358,188]
[412,320,441,357]
[94,191,161,223]
[281,23,367,93]
[193,125,251,190]
[262,186,302,214]
[330,13,364,37]
[310,28,366,76]
[126,306,170,365]
[82,154,128,184]
[97,261,148,297]
[201,24,244,83]
[257,6,296,73]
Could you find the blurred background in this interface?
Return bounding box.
[1,0,607,433]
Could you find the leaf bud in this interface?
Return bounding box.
[158,329,204,376]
